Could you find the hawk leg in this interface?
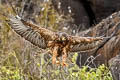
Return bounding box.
[62,47,68,66]
[52,46,60,65]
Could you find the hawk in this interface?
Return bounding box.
[8,15,114,66]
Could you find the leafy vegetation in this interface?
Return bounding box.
[0,0,113,80]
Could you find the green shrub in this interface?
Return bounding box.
[0,66,22,80]
[68,53,113,80]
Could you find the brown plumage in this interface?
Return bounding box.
[9,15,113,66]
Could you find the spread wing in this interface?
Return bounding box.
[69,20,117,52]
[9,15,56,49]
[69,36,110,52]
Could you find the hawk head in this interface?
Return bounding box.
[55,32,69,44]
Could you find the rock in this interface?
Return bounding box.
[89,0,120,22]
[109,54,120,80]
[52,0,91,28]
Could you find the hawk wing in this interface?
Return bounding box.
[9,15,56,49]
[69,17,119,52]
[9,15,116,52]
[69,36,111,52]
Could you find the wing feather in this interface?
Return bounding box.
[9,15,56,49]
[69,36,104,52]
[69,28,116,52]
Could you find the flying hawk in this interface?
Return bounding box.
[8,15,114,66]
